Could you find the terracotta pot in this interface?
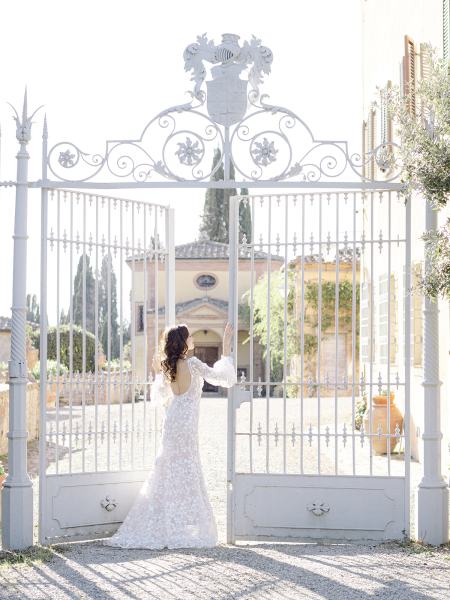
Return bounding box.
[0,473,5,488]
[363,393,403,455]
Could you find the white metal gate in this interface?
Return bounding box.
[7,32,435,552]
[227,190,411,541]
[39,188,175,543]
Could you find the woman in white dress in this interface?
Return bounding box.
[103,322,236,549]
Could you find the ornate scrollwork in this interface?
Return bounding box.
[44,32,401,185]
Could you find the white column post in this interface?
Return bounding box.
[227,194,239,544]
[416,200,449,545]
[2,90,41,550]
[165,207,175,327]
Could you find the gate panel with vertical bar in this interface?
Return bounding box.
[1,32,421,548]
[39,189,175,543]
[228,190,411,541]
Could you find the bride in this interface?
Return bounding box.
[103,322,236,549]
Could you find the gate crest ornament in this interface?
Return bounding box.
[43,33,401,185]
[183,33,273,126]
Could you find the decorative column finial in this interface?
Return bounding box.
[7,88,43,144]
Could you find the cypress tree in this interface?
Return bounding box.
[72,254,96,334]
[99,254,120,360]
[239,187,252,242]
[199,149,252,243]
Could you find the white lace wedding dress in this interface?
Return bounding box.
[103,354,236,549]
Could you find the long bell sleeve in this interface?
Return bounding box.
[150,372,173,408]
[189,355,237,388]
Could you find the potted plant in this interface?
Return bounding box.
[363,388,403,455]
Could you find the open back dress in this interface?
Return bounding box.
[103,354,236,549]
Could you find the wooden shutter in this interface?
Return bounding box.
[403,35,416,115]
[444,0,449,61]
[419,44,433,120]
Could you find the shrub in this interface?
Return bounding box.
[30,325,99,372]
[31,360,69,381]
[101,359,132,371]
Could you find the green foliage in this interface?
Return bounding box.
[31,360,69,381]
[250,270,299,383]
[0,461,5,476]
[386,47,450,209]
[354,394,367,431]
[304,280,360,332]
[386,47,450,301]
[30,325,97,373]
[419,218,450,300]
[101,358,132,371]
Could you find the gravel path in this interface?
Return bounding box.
[1,396,449,599]
[0,540,449,599]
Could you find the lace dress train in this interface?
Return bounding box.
[103,354,236,549]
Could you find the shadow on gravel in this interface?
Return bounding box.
[1,540,445,600]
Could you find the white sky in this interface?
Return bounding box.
[0,0,364,318]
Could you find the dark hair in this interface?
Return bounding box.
[161,324,189,382]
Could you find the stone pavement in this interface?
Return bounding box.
[0,539,449,599]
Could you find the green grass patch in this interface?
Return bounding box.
[0,544,68,568]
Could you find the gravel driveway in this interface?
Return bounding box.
[1,396,449,599]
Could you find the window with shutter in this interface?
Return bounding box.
[444,0,449,61]
[419,43,433,118]
[379,80,393,174]
[403,35,416,115]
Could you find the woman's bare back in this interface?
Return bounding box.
[169,358,192,396]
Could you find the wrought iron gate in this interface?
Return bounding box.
[39,189,175,543]
[5,32,432,551]
[228,190,411,541]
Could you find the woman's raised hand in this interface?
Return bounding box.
[222,322,233,356]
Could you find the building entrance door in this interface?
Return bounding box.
[194,346,219,392]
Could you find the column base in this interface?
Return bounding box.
[1,483,33,550]
[416,483,449,545]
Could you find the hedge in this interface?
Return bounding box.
[30,325,99,373]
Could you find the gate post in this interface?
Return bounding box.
[416,200,449,545]
[227,194,239,544]
[2,91,39,550]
